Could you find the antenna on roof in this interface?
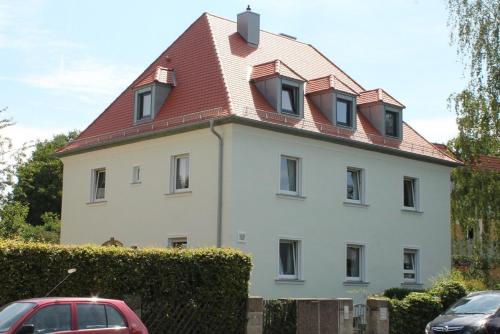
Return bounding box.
[45,268,77,297]
[246,5,251,11]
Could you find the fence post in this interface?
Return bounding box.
[367,298,389,334]
[246,296,263,334]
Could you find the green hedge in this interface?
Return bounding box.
[0,240,252,333]
[383,287,425,300]
[389,292,442,334]
[429,280,467,311]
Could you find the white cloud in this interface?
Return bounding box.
[3,124,70,151]
[407,116,458,144]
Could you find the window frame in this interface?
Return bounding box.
[76,303,128,330]
[277,238,302,281]
[168,237,188,248]
[131,165,141,184]
[403,176,419,210]
[23,303,72,334]
[336,98,354,128]
[171,154,191,193]
[278,78,303,118]
[91,168,106,202]
[346,167,364,203]
[385,109,400,138]
[345,243,366,282]
[134,86,154,123]
[403,248,420,284]
[279,155,301,196]
[137,91,152,121]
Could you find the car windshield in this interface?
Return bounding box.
[0,302,36,333]
[445,294,500,315]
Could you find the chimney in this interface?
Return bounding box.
[237,6,260,47]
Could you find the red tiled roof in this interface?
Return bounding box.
[58,13,458,165]
[358,88,405,108]
[306,75,358,95]
[477,155,500,172]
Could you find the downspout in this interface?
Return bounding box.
[209,120,223,247]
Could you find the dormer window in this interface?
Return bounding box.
[336,98,353,127]
[137,91,152,121]
[281,84,299,116]
[385,110,399,137]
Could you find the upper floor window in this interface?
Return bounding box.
[346,168,362,202]
[385,110,399,137]
[279,239,301,280]
[281,84,299,116]
[403,177,419,210]
[172,154,190,192]
[280,155,300,195]
[137,90,152,121]
[337,98,353,127]
[132,166,141,184]
[92,168,106,201]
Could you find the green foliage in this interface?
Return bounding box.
[0,202,29,239]
[389,292,442,334]
[383,287,425,300]
[263,300,296,334]
[0,107,15,201]
[0,240,252,333]
[12,131,79,226]
[429,280,467,311]
[441,269,488,291]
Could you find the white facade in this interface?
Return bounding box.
[61,123,452,301]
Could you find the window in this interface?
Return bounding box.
[77,304,126,330]
[403,249,419,283]
[92,169,106,201]
[346,168,362,202]
[132,166,141,183]
[385,110,399,137]
[24,304,71,334]
[336,98,353,127]
[403,177,418,209]
[279,239,300,280]
[172,154,190,192]
[280,156,299,195]
[346,244,364,281]
[281,84,299,116]
[137,91,152,121]
[168,237,187,248]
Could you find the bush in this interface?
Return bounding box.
[0,240,252,333]
[263,299,296,334]
[429,279,467,311]
[383,287,425,300]
[389,292,442,334]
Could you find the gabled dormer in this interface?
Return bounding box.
[307,75,359,129]
[133,67,176,123]
[357,89,405,140]
[251,60,305,118]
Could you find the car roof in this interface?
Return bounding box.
[15,297,123,305]
[467,290,500,297]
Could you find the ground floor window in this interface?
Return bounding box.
[403,249,419,283]
[168,237,188,248]
[279,239,301,280]
[346,244,364,281]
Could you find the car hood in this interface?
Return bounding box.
[430,313,489,327]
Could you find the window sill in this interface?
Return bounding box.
[86,200,107,206]
[276,193,306,201]
[165,191,192,197]
[279,111,303,119]
[343,201,369,208]
[401,208,423,214]
[343,280,370,286]
[130,181,142,185]
[275,279,305,285]
[336,124,355,131]
[133,117,153,125]
[401,282,424,287]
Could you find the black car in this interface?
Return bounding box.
[426,291,500,334]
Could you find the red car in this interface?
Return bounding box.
[0,297,148,334]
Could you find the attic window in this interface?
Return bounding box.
[137,91,152,121]
[336,98,353,127]
[281,84,299,116]
[385,110,399,137]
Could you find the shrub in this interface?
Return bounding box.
[389,292,441,334]
[0,240,252,333]
[263,299,296,334]
[383,287,425,300]
[429,279,467,311]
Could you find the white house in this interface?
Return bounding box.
[58,9,460,300]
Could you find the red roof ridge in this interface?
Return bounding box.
[206,14,233,113]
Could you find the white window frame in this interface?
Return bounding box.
[346,167,364,203]
[171,154,191,193]
[403,176,419,210]
[131,165,141,184]
[90,168,106,202]
[403,248,420,284]
[277,238,302,281]
[345,243,366,282]
[168,236,188,248]
[279,155,301,196]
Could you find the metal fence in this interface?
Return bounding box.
[353,304,368,334]
[263,299,297,334]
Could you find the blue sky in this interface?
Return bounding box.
[0,0,466,149]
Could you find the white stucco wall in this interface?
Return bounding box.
[60,123,451,301]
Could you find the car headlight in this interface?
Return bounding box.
[425,322,431,334]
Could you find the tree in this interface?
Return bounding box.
[447,0,499,277]
[12,131,79,226]
[0,107,16,202]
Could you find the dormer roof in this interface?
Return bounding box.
[134,66,176,88]
[251,60,306,82]
[358,88,405,108]
[306,75,358,96]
